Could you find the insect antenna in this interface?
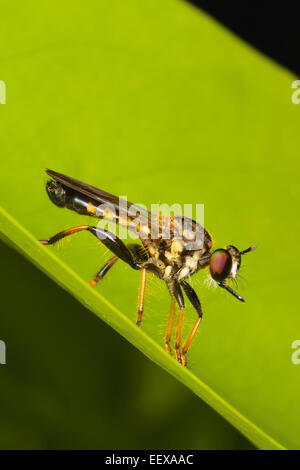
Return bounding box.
[240,245,257,255]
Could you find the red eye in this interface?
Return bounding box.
[210,249,232,282]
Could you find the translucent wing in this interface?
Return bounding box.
[46,169,154,239]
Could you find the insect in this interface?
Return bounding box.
[40,169,257,367]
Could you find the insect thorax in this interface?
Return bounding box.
[142,226,212,282]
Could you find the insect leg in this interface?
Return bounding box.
[165,299,175,355]
[40,225,141,269]
[89,256,119,287]
[90,242,147,288]
[180,280,203,368]
[167,281,185,364]
[40,225,90,245]
[136,268,147,327]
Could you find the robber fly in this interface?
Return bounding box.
[40,170,256,367]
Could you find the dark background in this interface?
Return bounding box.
[187,1,300,76]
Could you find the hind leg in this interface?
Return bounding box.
[40,225,141,269]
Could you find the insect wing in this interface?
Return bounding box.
[46,169,153,238]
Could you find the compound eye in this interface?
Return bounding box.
[210,249,232,282]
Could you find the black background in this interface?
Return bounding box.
[187,1,300,76]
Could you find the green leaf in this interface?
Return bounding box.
[0,0,299,450]
[0,237,253,450]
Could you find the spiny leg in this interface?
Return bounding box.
[89,256,118,287]
[165,300,175,355]
[181,280,203,368]
[167,281,185,364]
[175,308,184,364]
[90,242,148,288]
[40,225,90,245]
[40,225,141,269]
[136,268,147,327]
